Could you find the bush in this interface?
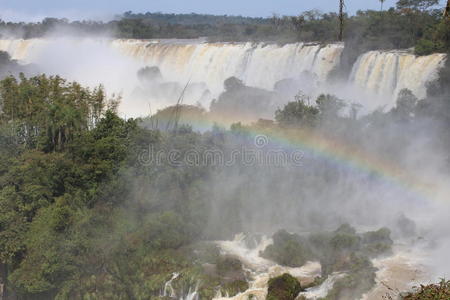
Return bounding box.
[261,230,314,267]
[415,38,440,55]
[403,279,450,299]
[267,273,303,300]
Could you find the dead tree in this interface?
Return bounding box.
[339,0,345,41]
[380,0,386,11]
[445,0,450,18]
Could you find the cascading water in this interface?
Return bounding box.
[213,234,428,300]
[298,273,346,299]
[0,38,45,61]
[0,38,343,93]
[213,234,322,300]
[0,38,446,115]
[111,39,344,94]
[182,287,200,300]
[162,273,180,298]
[361,244,428,300]
[160,272,199,300]
[350,50,446,100]
[0,38,344,116]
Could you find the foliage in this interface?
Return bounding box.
[415,18,450,55]
[261,230,314,267]
[210,77,277,123]
[0,74,118,152]
[402,279,450,299]
[141,104,207,132]
[261,224,393,300]
[316,94,346,119]
[396,0,440,11]
[267,273,303,300]
[0,49,448,298]
[216,256,243,277]
[361,228,394,257]
[321,254,376,300]
[275,93,319,127]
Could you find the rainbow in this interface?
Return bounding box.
[150,110,437,201]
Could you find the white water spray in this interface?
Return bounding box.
[0,38,446,116]
[350,50,446,101]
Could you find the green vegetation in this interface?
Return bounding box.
[0,73,207,298]
[141,104,208,131]
[0,73,262,299]
[261,230,313,268]
[321,254,376,300]
[0,4,449,293]
[210,77,276,123]
[275,95,319,128]
[267,273,303,300]
[402,279,450,299]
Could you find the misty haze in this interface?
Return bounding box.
[0,0,449,299]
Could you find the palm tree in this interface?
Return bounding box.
[380,0,386,11]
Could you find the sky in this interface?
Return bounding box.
[0,0,405,22]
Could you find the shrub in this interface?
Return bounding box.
[267,273,303,300]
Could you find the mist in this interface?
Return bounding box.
[0,6,449,299]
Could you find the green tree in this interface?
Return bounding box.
[316,94,346,118]
[0,74,118,152]
[275,93,319,127]
[390,89,418,122]
[396,0,439,11]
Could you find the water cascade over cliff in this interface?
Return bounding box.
[0,38,446,115]
[159,234,427,300]
[350,50,446,100]
[111,39,344,94]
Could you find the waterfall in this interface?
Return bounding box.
[0,38,446,114]
[181,286,199,300]
[160,272,199,300]
[297,272,346,299]
[350,50,446,100]
[213,234,322,300]
[111,39,344,94]
[0,38,342,93]
[162,272,180,298]
[0,38,44,61]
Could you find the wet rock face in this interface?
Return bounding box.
[267,273,303,300]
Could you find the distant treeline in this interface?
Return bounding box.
[0,0,449,57]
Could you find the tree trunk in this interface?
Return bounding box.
[339,0,344,41]
[0,264,19,300]
[445,0,450,18]
[0,265,4,300]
